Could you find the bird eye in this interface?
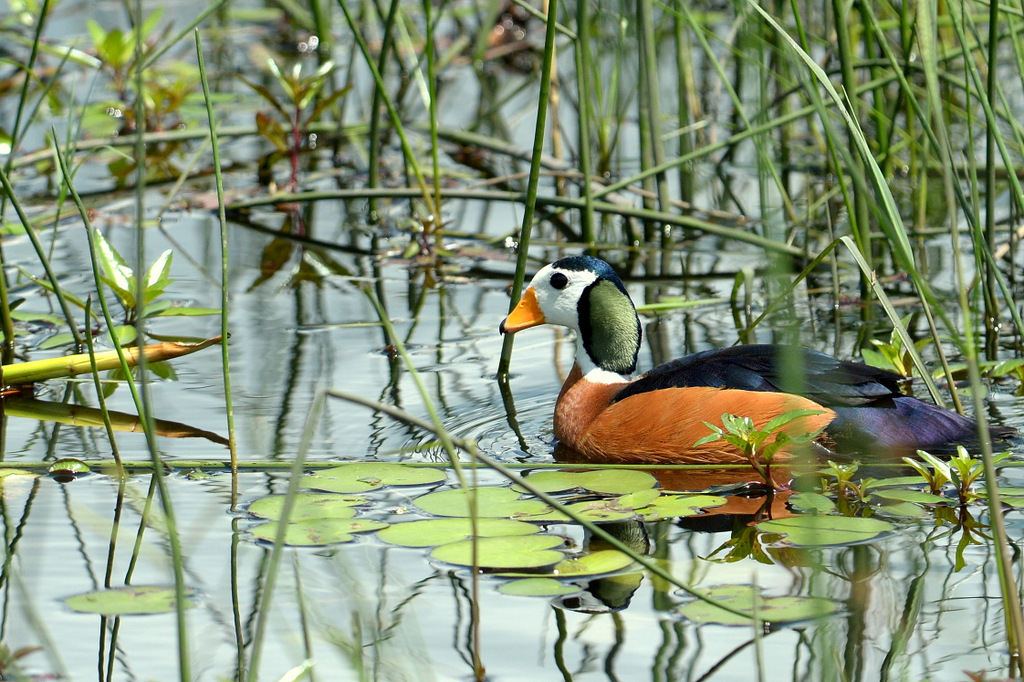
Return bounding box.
[549,272,568,290]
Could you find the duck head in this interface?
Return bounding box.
[500,256,642,377]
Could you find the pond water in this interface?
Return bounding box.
[3,206,1024,681]
[6,1,1024,681]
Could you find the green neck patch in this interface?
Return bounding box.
[580,280,641,375]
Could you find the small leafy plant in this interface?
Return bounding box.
[904,447,1013,506]
[696,410,826,489]
[861,315,932,377]
[37,232,217,351]
[239,57,348,192]
[85,10,202,182]
[817,460,882,505]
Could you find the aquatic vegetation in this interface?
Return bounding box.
[3,0,1024,679]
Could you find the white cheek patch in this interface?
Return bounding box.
[529,266,597,330]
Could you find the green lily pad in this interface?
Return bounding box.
[978,487,1024,498]
[876,501,927,518]
[48,458,91,483]
[523,498,637,523]
[549,550,636,577]
[757,515,894,547]
[499,549,637,579]
[873,489,949,505]
[415,486,551,519]
[430,535,565,570]
[788,492,836,514]
[499,578,581,597]
[303,463,446,493]
[616,489,662,509]
[516,469,658,495]
[377,518,539,547]
[0,469,36,479]
[635,493,727,521]
[250,518,388,546]
[65,586,196,616]
[677,585,838,625]
[247,493,364,521]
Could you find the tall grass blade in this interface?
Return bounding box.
[195,29,238,500]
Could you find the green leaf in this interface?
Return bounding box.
[516,469,657,495]
[872,489,948,505]
[876,501,927,518]
[757,515,894,547]
[250,518,387,546]
[523,499,635,523]
[764,408,825,434]
[144,249,173,291]
[39,331,78,350]
[110,325,137,346]
[677,585,838,625]
[543,549,635,577]
[634,493,727,520]
[414,486,550,519]
[247,493,365,521]
[430,535,565,570]
[303,462,446,494]
[377,518,539,548]
[65,586,195,615]
[787,492,836,514]
[616,489,661,510]
[94,231,135,307]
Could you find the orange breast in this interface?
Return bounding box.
[553,365,836,464]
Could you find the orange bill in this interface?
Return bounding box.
[500,287,546,334]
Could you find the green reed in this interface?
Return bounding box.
[195,29,238,495]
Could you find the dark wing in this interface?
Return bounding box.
[611,344,906,407]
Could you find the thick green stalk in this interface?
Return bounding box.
[983,0,1003,357]
[574,0,596,244]
[636,0,672,262]
[366,0,400,222]
[496,0,561,380]
[423,0,443,247]
[195,30,238,496]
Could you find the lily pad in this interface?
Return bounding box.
[677,585,839,625]
[303,463,446,493]
[524,498,637,523]
[635,493,727,520]
[65,586,196,616]
[517,469,658,495]
[0,469,36,479]
[549,550,636,577]
[499,549,637,579]
[616,489,662,509]
[499,578,581,597]
[872,489,949,505]
[430,535,565,570]
[415,486,551,519]
[250,518,388,546]
[377,518,539,547]
[788,492,836,514]
[757,515,894,547]
[876,501,927,518]
[247,493,364,521]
